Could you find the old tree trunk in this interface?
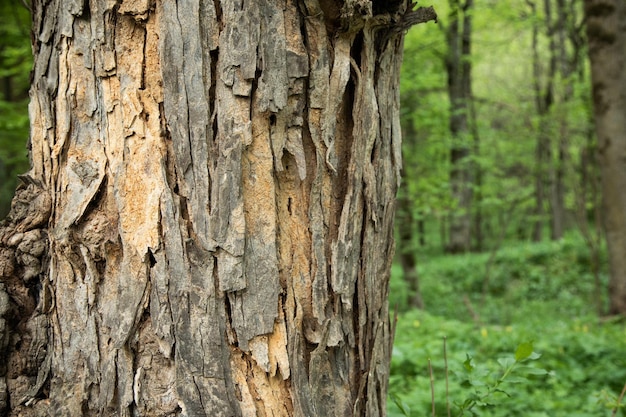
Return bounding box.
[0,0,436,415]
[585,0,626,315]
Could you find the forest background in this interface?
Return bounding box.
[0,0,624,415]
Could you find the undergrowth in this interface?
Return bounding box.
[388,232,626,416]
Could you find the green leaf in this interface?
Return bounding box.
[464,354,475,372]
[502,376,528,384]
[497,357,515,369]
[468,377,487,387]
[514,341,534,361]
[516,365,550,375]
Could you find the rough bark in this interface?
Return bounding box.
[0,0,437,416]
[585,0,626,315]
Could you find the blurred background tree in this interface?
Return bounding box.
[390,3,626,414]
[401,0,593,253]
[397,0,604,309]
[0,0,32,219]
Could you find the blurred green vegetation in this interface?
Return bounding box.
[388,232,624,416]
[390,230,609,321]
[389,0,623,414]
[0,1,32,219]
[399,0,594,249]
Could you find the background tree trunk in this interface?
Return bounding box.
[529,0,555,242]
[0,0,436,415]
[445,0,473,253]
[397,97,424,310]
[397,191,424,310]
[585,0,626,315]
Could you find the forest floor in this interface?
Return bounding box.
[388,232,626,416]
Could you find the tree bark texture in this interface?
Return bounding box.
[0,0,436,415]
[585,0,626,315]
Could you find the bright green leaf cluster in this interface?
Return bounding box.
[388,233,624,417]
[455,341,550,416]
[391,335,553,417]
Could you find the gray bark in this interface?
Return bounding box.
[0,0,436,416]
[585,0,626,315]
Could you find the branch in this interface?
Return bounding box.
[401,4,438,30]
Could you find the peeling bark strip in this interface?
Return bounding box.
[0,1,436,416]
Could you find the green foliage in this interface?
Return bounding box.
[392,340,551,417]
[400,0,593,249]
[596,387,626,414]
[400,23,451,221]
[388,233,625,416]
[390,310,626,416]
[453,342,550,416]
[390,231,609,321]
[0,0,31,218]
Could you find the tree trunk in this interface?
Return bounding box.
[397,92,423,309]
[549,0,580,241]
[550,0,567,241]
[396,191,424,310]
[446,0,473,253]
[0,1,436,416]
[531,0,579,242]
[585,0,626,315]
[529,0,555,242]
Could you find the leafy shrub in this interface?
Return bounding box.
[389,233,624,416]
